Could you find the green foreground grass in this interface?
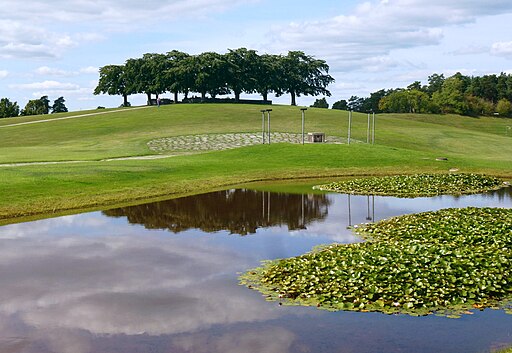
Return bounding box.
[0,104,511,224]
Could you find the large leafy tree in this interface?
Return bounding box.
[22,99,46,116]
[94,65,130,106]
[254,53,278,102]
[225,48,259,102]
[432,76,468,115]
[0,98,20,118]
[332,99,348,110]
[379,89,431,113]
[276,51,334,106]
[164,50,192,103]
[191,52,230,100]
[124,55,163,104]
[51,96,68,113]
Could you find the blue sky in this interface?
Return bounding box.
[1,0,512,111]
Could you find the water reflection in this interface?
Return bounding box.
[0,188,510,353]
[103,189,331,235]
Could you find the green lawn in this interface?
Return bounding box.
[0,104,510,223]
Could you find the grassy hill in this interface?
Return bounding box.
[0,103,511,223]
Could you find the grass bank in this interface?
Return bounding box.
[0,104,511,223]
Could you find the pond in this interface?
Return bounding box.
[0,187,511,353]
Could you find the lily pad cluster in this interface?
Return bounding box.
[240,207,512,317]
[314,173,504,197]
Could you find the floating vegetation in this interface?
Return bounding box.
[314,173,505,197]
[240,207,512,317]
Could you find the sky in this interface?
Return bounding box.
[1,0,512,111]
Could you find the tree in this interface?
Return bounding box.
[465,95,494,116]
[347,96,364,112]
[94,65,130,106]
[426,73,445,96]
[165,50,192,103]
[311,97,329,108]
[191,52,230,100]
[432,76,468,115]
[332,99,348,110]
[496,98,512,117]
[21,98,47,116]
[275,51,334,106]
[225,48,259,102]
[0,98,20,118]
[40,95,50,114]
[51,96,68,113]
[254,53,278,102]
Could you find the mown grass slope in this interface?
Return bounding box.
[0,104,510,223]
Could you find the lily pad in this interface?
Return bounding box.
[240,207,512,317]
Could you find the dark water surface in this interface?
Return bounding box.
[0,188,511,353]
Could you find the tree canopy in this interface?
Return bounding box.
[0,98,20,118]
[94,48,334,106]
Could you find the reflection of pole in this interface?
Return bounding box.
[262,191,265,219]
[301,194,305,227]
[348,111,352,145]
[366,195,371,220]
[372,112,376,145]
[347,194,352,227]
[372,195,375,221]
[261,110,266,144]
[267,191,271,223]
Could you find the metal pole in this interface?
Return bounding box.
[348,111,352,145]
[367,112,371,143]
[300,108,307,144]
[267,109,272,145]
[372,112,376,145]
[261,110,266,144]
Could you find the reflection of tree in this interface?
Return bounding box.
[103,189,331,235]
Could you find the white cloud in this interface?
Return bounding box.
[35,66,72,76]
[491,41,512,59]
[266,0,512,72]
[10,81,80,91]
[0,70,8,79]
[79,66,99,75]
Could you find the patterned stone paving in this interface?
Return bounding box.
[148,132,347,153]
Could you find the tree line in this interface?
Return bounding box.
[329,72,512,117]
[93,48,335,107]
[0,96,68,118]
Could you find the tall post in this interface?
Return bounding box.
[372,112,376,145]
[348,110,352,145]
[261,109,266,144]
[300,108,307,144]
[367,112,371,143]
[267,109,272,144]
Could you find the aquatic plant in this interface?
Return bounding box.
[314,173,505,197]
[240,207,512,317]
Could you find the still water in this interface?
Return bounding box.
[0,188,511,353]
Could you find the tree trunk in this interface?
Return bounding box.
[235,91,241,102]
[174,91,179,103]
[123,94,128,107]
[262,91,268,102]
[290,91,297,106]
[201,92,206,102]
[146,92,152,105]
